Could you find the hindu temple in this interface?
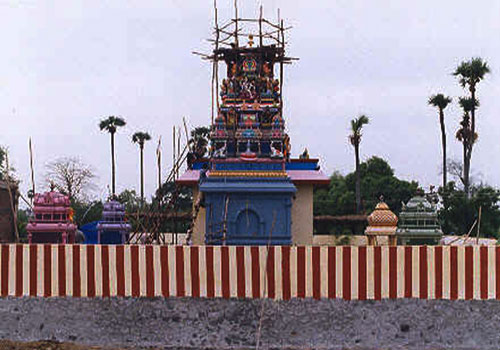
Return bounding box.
[396,191,443,245]
[365,197,398,246]
[177,15,329,245]
[97,200,131,244]
[27,191,76,244]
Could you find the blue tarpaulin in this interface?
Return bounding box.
[79,221,100,244]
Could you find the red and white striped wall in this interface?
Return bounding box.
[0,245,499,299]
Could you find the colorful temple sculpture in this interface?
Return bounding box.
[27,191,76,244]
[97,200,131,244]
[178,16,329,245]
[365,197,398,246]
[396,192,443,245]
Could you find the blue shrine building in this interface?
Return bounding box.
[177,14,329,245]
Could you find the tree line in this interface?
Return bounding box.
[316,57,500,238]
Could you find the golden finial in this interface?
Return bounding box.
[248,35,254,47]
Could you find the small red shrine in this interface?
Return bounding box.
[27,191,76,244]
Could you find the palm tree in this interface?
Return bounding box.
[132,131,152,201]
[349,115,369,214]
[453,58,490,195]
[188,127,210,158]
[455,97,479,192]
[428,94,452,188]
[99,116,126,196]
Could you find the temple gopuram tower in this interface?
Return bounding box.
[178,8,329,245]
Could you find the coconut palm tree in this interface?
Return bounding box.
[132,131,152,201]
[453,58,490,195]
[99,116,126,196]
[349,115,369,214]
[428,94,452,188]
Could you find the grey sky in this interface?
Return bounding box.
[1,0,499,203]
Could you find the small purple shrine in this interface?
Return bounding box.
[27,191,76,244]
[97,200,131,244]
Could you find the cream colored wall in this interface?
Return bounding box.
[191,187,206,245]
[313,235,371,246]
[291,184,313,245]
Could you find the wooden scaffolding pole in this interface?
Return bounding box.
[259,6,263,47]
[172,126,176,181]
[214,0,220,113]
[280,19,285,110]
[177,126,181,179]
[156,136,162,190]
[29,137,35,205]
[234,0,239,47]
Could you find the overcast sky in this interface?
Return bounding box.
[1,0,499,203]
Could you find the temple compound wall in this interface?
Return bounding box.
[291,184,313,245]
[191,188,206,245]
[0,244,498,300]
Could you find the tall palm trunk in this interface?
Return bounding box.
[355,144,361,214]
[470,86,476,141]
[460,87,476,197]
[439,109,447,188]
[111,131,116,195]
[464,146,471,196]
[140,144,144,201]
[463,86,476,197]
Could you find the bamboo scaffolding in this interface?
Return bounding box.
[127,140,190,245]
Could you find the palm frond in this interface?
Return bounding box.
[350,115,369,133]
[132,131,152,145]
[349,115,369,146]
[458,97,479,112]
[99,116,126,133]
[428,94,452,110]
[453,57,490,87]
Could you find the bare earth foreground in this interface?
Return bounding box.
[0,298,500,350]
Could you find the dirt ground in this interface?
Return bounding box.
[0,340,124,350]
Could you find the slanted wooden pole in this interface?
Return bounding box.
[177,127,181,179]
[183,117,192,152]
[234,0,239,47]
[156,137,162,190]
[476,206,482,244]
[259,5,263,47]
[214,0,220,111]
[280,19,285,109]
[29,137,35,204]
[172,126,176,181]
